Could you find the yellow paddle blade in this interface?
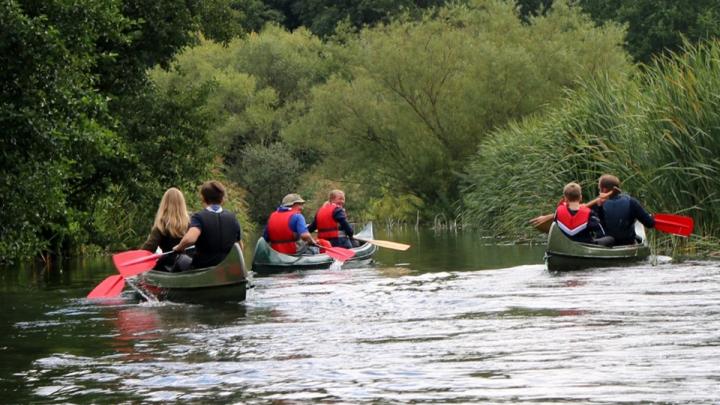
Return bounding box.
[356,237,410,251]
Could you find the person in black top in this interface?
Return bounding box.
[591,174,655,245]
[173,181,243,269]
[141,187,190,271]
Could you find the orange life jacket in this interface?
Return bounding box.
[555,203,591,236]
[316,203,346,239]
[267,210,298,254]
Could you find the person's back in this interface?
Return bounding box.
[264,193,319,255]
[592,175,654,245]
[172,181,242,269]
[554,182,606,244]
[141,187,189,271]
[192,208,241,268]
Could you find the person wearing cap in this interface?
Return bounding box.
[172,180,243,269]
[308,189,354,248]
[263,193,319,255]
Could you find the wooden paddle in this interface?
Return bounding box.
[87,274,125,299]
[654,213,693,237]
[354,237,410,251]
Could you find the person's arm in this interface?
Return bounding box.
[174,213,201,252]
[174,227,200,252]
[585,187,621,208]
[630,198,655,228]
[588,213,606,236]
[141,227,162,252]
[333,208,354,238]
[529,213,554,227]
[292,214,318,246]
[307,216,317,234]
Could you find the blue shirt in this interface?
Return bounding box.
[263,206,309,241]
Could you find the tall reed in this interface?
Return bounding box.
[463,39,720,241]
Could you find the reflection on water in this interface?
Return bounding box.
[1,230,719,403]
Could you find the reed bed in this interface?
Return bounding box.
[463,39,720,248]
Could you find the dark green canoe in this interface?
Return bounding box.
[252,222,378,274]
[545,222,650,271]
[133,243,250,303]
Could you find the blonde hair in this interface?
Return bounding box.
[328,189,344,200]
[153,187,189,238]
[563,182,582,202]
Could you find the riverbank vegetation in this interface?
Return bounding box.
[463,40,720,244]
[2,0,719,263]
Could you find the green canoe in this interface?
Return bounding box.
[132,243,251,303]
[545,222,650,271]
[252,222,378,274]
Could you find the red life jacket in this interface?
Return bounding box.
[555,203,591,236]
[316,203,345,239]
[267,210,298,254]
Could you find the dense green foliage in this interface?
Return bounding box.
[4,0,719,263]
[463,40,720,238]
[262,0,447,37]
[284,0,629,216]
[517,0,720,63]
[150,25,338,221]
[1,0,249,263]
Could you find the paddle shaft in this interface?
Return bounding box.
[354,237,410,251]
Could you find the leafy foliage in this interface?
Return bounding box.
[1,0,252,262]
[227,143,301,223]
[284,0,629,216]
[463,40,720,238]
[261,0,448,37]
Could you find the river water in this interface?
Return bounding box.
[1,229,719,403]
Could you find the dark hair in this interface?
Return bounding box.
[598,174,620,191]
[200,181,225,204]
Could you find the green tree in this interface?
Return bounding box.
[283,0,629,216]
[263,0,448,37]
[517,0,720,63]
[579,0,720,63]
[228,143,301,223]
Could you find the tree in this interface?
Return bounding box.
[283,0,629,216]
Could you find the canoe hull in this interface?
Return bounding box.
[134,243,250,303]
[252,222,378,274]
[545,222,650,272]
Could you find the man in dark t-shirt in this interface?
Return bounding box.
[173,181,242,268]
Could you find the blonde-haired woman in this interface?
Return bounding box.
[142,187,190,271]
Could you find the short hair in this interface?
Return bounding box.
[328,189,344,201]
[200,181,225,204]
[598,174,620,191]
[563,182,582,202]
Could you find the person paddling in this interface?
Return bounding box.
[141,187,191,271]
[591,174,654,245]
[263,193,320,255]
[172,181,243,269]
[308,189,355,248]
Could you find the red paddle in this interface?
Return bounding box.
[87,275,125,299]
[322,246,355,262]
[654,213,694,237]
[113,250,170,277]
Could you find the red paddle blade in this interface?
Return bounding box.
[112,250,160,277]
[87,275,125,299]
[654,213,694,237]
[324,246,355,262]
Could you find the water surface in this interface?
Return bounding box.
[1,229,719,403]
